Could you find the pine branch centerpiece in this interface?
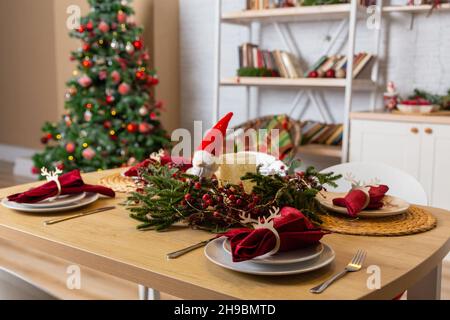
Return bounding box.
[125,160,341,232]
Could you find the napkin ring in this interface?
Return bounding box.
[41,167,63,199]
[239,207,282,258]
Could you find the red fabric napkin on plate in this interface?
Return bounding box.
[124,155,192,177]
[221,207,326,262]
[332,185,389,217]
[7,170,115,204]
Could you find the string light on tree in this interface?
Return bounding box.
[32,0,169,176]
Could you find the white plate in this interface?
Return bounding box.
[222,239,324,265]
[205,237,335,276]
[17,193,86,208]
[317,192,410,218]
[1,193,99,213]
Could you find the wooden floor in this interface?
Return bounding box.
[0,161,448,299]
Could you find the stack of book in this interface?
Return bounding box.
[300,121,343,146]
[238,43,304,78]
[246,0,297,10]
[305,53,373,79]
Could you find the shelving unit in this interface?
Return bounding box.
[213,1,450,161]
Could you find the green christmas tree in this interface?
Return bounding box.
[33,0,170,176]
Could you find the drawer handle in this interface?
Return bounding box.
[425,128,433,135]
[411,127,419,134]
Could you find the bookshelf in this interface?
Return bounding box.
[213,1,450,161]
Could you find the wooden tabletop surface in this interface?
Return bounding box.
[0,169,449,300]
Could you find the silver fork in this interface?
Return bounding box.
[310,249,367,294]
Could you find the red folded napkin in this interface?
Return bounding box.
[332,185,389,217]
[7,170,115,204]
[222,207,326,262]
[124,155,192,177]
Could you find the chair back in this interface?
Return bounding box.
[320,162,428,205]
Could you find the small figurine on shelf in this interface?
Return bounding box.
[383,81,399,112]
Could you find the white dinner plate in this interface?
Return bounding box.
[205,237,335,276]
[18,192,86,208]
[317,192,410,218]
[1,193,99,213]
[222,239,324,265]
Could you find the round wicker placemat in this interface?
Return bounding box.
[319,206,437,237]
[99,173,138,193]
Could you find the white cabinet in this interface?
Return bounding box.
[350,118,450,209]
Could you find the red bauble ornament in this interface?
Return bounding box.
[86,21,94,31]
[308,71,319,78]
[82,147,96,160]
[111,70,121,84]
[118,82,131,95]
[138,122,153,134]
[98,21,110,33]
[66,142,76,154]
[126,123,138,133]
[103,121,112,129]
[82,43,90,52]
[135,70,147,81]
[150,112,157,120]
[133,40,143,50]
[46,133,53,140]
[117,11,127,23]
[57,163,65,171]
[77,25,85,33]
[82,59,93,68]
[40,136,49,144]
[105,95,115,104]
[147,76,159,86]
[31,167,40,175]
[78,75,92,88]
[325,69,336,78]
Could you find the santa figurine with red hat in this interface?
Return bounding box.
[187,112,234,178]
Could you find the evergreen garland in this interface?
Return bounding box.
[125,161,341,232]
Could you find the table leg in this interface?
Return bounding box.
[407,263,442,300]
[138,285,149,300]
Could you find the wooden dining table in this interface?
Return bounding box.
[0,168,449,300]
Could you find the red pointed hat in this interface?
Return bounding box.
[198,112,233,155]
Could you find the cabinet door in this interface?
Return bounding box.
[420,124,450,210]
[350,120,422,179]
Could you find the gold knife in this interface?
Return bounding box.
[44,206,116,225]
[166,237,216,259]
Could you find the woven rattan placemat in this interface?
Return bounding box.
[99,173,137,193]
[319,206,437,236]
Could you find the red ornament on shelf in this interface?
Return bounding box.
[325,69,336,78]
[308,71,319,78]
[133,40,143,50]
[126,123,139,133]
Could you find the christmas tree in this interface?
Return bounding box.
[33,0,170,176]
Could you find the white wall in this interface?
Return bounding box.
[180,0,450,134]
